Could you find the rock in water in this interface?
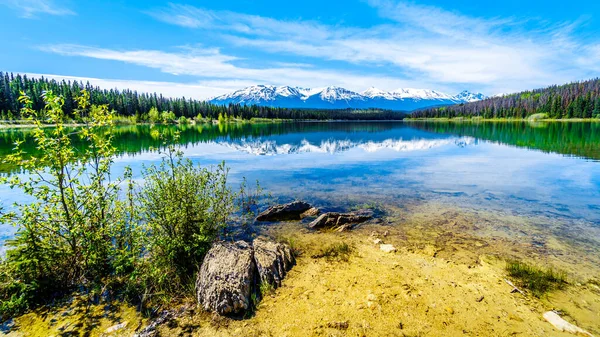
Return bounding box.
[105,321,128,333]
[196,241,256,315]
[256,201,312,221]
[253,239,295,288]
[308,209,374,230]
[300,207,320,219]
[542,311,594,337]
[380,244,397,253]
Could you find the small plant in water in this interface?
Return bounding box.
[505,260,567,297]
[311,243,353,262]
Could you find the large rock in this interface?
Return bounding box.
[196,238,295,316]
[308,209,374,230]
[256,201,312,221]
[253,239,295,288]
[196,241,256,315]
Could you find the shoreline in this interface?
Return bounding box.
[2,118,599,129]
[404,117,600,122]
[5,202,600,337]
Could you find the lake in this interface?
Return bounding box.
[1,121,600,271]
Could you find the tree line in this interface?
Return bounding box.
[412,78,600,119]
[0,72,404,121]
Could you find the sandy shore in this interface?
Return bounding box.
[5,203,600,336]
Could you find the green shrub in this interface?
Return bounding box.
[505,260,567,297]
[311,243,353,262]
[0,90,144,320]
[0,91,245,319]
[139,137,235,293]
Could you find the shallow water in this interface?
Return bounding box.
[1,121,599,251]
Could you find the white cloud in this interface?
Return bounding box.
[40,44,427,95]
[24,73,235,100]
[0,0,75,18]
[146,1,600,94]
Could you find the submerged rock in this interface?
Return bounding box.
[105,321,128,333]
[308,209,374,231]
[542,311,594,337]
[196,241,256,315]
[196,238,295,316]
[135,306,192,337]
[256,201,312,221]
[380,244,397,253]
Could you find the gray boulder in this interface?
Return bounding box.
[308,209,374,231]
[253,239,295,288]
[196,241,255,315]
[256,201,312,221]
[196,238,295,316]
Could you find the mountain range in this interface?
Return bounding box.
[209,85,487,111]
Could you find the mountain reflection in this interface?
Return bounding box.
[217,137,475,156]
[1,121,599,174]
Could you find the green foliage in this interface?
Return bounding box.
[505,260,567,297]
[177,115,190,124]
[0,72,405,122]
[0,90,248,319]
[0,90,144,320]
[148,107,160,123]
[311,243,353,262]
[139,138,236,292]
[414,78,600,119]
[259,282,275,297]
[160,111,176,124]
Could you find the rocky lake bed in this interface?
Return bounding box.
[3,200,599,337]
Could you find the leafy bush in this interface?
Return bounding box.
[0,91,248,319]
[139,137,235,292]
[0,90,144,320]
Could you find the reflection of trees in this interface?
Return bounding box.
[0,122,400,173]
[2,121,598,173]
[409,122,600,160]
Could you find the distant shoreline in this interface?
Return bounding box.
[2,117,600,129]
[404,117,600,122]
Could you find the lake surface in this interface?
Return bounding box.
[1,121,600,254]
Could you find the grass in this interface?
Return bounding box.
[311,243,353,262]
[505,260,567,297]
[259,282,275,297]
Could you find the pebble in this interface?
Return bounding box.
[380,244,397,253]
[105,321,128,333]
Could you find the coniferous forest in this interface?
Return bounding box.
[412,78,600,119]
[0,72,403,121]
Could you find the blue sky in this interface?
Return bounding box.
[1,0,600,99]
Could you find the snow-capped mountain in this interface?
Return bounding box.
[210,85,487,111]
[454,90,487,103]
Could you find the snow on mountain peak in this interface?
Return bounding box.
[392,88,456,100]
[210,85,487,110]
[362,87,395,99]
[454,90,488,102]
[316,86,362,102]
